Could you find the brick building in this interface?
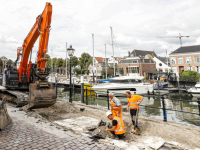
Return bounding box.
[118,50,157,76]
[169,45,200,74]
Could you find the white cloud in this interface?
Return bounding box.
[0,0,200,62]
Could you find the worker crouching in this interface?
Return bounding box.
[105,111,126,139]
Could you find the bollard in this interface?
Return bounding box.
[81,76,84,103]
[197,98,200,116]
[86,88,88,105]
[55,77,57,98]
[107,90,110,110]
[161,95,167,121]
[73,79,75,90]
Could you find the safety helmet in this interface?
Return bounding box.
[106,111,112,117]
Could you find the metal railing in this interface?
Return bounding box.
[54,83,200,122]
[82,88,200,122]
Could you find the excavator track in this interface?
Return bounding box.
[0,83,56,109]
[0,86,28,107]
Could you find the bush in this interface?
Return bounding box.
[179,70,200,82]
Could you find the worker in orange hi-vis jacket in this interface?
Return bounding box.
[126,91,143,135]
[109,93,122,119]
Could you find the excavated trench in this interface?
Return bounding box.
[22,100,200,149]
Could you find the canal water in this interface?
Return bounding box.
[56,86,200,127]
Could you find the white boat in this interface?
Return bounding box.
[187,83,200,97]
[92,75,154,96]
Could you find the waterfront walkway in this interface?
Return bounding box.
[0,106,122,150]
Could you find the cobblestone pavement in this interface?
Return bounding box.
[0,120,123,150]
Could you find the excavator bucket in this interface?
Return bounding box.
[28,82,56,109]
[0,96,12,130]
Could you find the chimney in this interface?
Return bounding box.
[128,51,130,57]
[152,52,154,58]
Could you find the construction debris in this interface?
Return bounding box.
[0,96,12,130]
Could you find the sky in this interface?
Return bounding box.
[0,0,200,61]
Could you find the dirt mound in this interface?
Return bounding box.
[21,100,200,149]
[23,100,80,121]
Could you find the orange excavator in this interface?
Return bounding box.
[1,2,56,109]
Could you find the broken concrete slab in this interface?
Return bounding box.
[54,116,99,133]
[143,137,165,149]
[0,97,12,130]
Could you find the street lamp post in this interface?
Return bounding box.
[67,45,75,103]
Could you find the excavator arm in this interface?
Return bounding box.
[17,2,52,83]
[15,3,56,109]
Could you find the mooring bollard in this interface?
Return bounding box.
[86,88,88,105]
[107,90,110,110]
[161,95,167,121]
[197,98,200,116]
[55,77,57,98]
[81,76,84,103]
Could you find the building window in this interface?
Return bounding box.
[186,57,192,64]
[171,57,176,64]
[132,60,137,63]
[172,67,177,73]
[119,68,124,75]
[128,67,139,73]
[194,56,200,63]
[195,66,200,73]
[178,57,183,64]
[187,66,192,71]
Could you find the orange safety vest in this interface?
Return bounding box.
[113,116,126,135]
[110,97,122,118]
[128,95,142,110]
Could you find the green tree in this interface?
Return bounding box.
[45,54,50,59]
[45,54,51,68]
[70,56,79,67]
[62,59,66,67]
[56,58,64,68]
[73,56,79,67]
[179,70,200,82]
[0,58,3,67]
[52,58,57,68]
[73,68,81,75]
[7,59,13,64]
[79,53,91,69]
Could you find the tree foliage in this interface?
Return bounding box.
[179,70,200,82]
[56,58,63,68]
[79,53,91,69]
[52,58,57,68]
[7,59,13,65]
[45,54,51,68]
[0,58,3,67]
[70,56,79,67]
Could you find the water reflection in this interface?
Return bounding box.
[56,87,200,127]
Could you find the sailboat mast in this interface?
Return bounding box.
[110,26,115,77]
[105,44,107,79]
[92,34,95,82]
